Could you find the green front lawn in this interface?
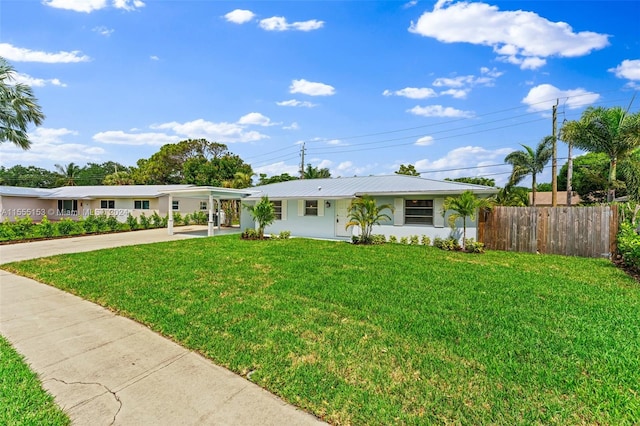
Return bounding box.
[0,336,70,425]
[4,236,639,424]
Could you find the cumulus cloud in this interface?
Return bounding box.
[0,127,105,166]
[522,84,600,112]
[415,136,434,146]
[0,43,90,63]
[259,16,324,31]
[254,161,300,177]
[43,0,144,12]
[13,73,67,88]
[283,122,299,130]
[408,105,474,118]
[383,87,437,99]
[224,9,256,24]
[290,79,335,96]
[609,59,640,83]
[237,112,279,127]
[152,119,269,143]
[150,55,159,61]
[409,1,609,70]
[414,145,512,181]
[93,131,180,146]
[276,99,317,108]
[92,26,114,37]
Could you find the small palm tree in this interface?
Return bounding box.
[0,57,45,149]
[243,196,276,239]
[504,136,553,206]
[345,195,393,243]
[54,162,82,186]
[442,190,494,243]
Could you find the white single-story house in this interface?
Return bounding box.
[0,185,254,236]
[240,175,498,241]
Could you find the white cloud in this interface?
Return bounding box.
[93,131,180,146]
[0,43,90,63]
[409,1,609,70]
[237,112,279,127]
[13,73,67,88]
[408,105,474,118]
[152,118,269,143]
[439,89,468,99]
[609,59,640,81]
[224,9,255,24]
[290,79,335,96]
[276,99,317,107]
[383,87,437,99]
[415,136,434,146]
[254,161,300,177]
[414,145,512,181]
[283,122,299,130]
[522,84,600,112]
[259,16,324,32]
[150,55,159,61]
[403,0,418,8]
[92,26,114,37]
[0,127,105,166]
[43,0,143,12]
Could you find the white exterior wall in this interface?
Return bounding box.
[0,196,50,221]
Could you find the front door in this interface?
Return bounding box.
[335,199,352,237]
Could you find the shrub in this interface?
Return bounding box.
[421,235,431,246]
[371,234,386,245]
[388,235,397,244]
[464,239,485,254]
[13,216,35,239]
[0,220,16,241]
[191,211,208,225]
[172,212,183,226]
[241,228,259,240]
[82,215,98,233]
[139,213,151,229]
[409,235,420,245]
[182,213,191,226]
[106,215,120,232]
[279,230,291,239]
[95,214,110,233]
[399,236,408,245]
[617,222,640,271]
[40,215,56,237]
[434,237,460,251]
[151,212,164,228]
[58,218,81,236]
[127,214,138,230]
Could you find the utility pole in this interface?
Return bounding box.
[551,99,558,207]
[299,142,306,179]
[566,138,573,206]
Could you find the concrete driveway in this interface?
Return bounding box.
[0,228,325,425]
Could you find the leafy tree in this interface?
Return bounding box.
[504,136,553,206]
[232,171,253,189]
[303,164,331,179]
[619,148,640,202]
[76,162,131,185]
[444,177,496,187]
[257,173,298,185]
[0,57,45,149]
[243,196,276,239]
[103,171,135,185]
[560,106,640,201]
[0,165,58,187]
[536,182,553,192]
[557,152,609,203]
[54,162,82,186]
[442,190,494,243]
[395,164,420,176]
[494,185,529,207]
[345,195,393,244]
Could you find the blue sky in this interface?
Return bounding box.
[1,0,638,186]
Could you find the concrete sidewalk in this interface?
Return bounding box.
[0,230,325,425]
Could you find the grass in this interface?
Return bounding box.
[0,335,70,425]
[3,236,640,425]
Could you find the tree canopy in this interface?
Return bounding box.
[395,164,420,176]
[303,164,331,179]
[444,177,496,187]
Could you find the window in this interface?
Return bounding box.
[57,200,78,213]
[272,200,282,220]
[134,200,150,210]
[200,201,207,210]
[304,200,318,216]
[405,199,433,225]
[172,200,179,211]
[100,200,115,209]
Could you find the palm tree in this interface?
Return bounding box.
[442,190,494,243]
[232,171,254,189]
[560,106,640,202]
[303,164,331,179]
[504,136,553,206]
[54,162,82,186]
[345,195,393,244]
[243,196,276,239]
[0,57,45,149]
[494,185,529,207]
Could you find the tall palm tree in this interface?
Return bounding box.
[345,195,393,243]
[304,164,331,179]
[560,106,640,201]
[54,162,82,186]
[442,190,494,243]
[0,57,45,149]
[504,136,553,206]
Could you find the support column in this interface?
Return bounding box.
[167,194,174,235]
[208,194,214,236]
[217,198,222,230]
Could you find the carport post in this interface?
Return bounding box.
[208,193,214,236]
[216,198,222,230]
[167,194,174,235]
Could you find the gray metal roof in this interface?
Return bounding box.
[246,175,498,199]
[38,185,195,199]
[0,186,53,197]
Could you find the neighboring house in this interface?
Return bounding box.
[529,191,582,207]
[240,175,498,241]
[0,185,235,223]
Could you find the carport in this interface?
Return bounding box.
[161,186,255,237]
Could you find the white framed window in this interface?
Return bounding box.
[134,200,150,210]
[172,200,179,210]
[305,200,318,216]
[405,199,433,225]
[100,200,115,209]
[57,200,78,213]
[200,201,207,210]
[272,200,282,220]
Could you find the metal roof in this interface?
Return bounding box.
[160,186,257,199]
[36,185,194,199]
[0,186,53,197]
[246,175,498,199]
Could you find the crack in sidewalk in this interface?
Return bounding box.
[47,377,122,425]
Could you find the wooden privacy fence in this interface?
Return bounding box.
[478,205,619,258]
